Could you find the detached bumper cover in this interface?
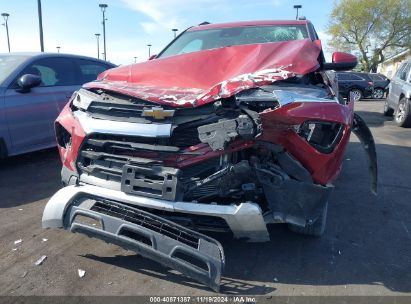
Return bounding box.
[42,185,269,291]
[43,187,226,291]
[43,185,269,241]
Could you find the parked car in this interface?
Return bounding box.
[0,53,115,158]
[368,73,390,99]
[336,71,374,101]
[42,20,376,291]
[384,59,411,127]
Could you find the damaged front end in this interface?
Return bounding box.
[43,35,377,291]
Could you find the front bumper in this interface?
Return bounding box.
[42,185,270,242]
[42,185,270,291]
[44,192,225,291]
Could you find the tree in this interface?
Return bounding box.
[327,0,411,72]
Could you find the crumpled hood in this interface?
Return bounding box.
[84,39,322,107]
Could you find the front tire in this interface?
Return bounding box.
[349,89,363,102]
[383,100,394,116]
[395,97,411,127]
[288,201,328,237]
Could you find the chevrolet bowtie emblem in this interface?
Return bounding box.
[141,107,175,119]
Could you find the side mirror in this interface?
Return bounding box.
[17,74,41,93]
[323,52,358,71]
[148,54,157,60]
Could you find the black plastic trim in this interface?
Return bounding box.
[65,197,224,291]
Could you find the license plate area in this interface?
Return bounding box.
[121,164,180,201]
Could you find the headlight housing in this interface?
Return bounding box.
[71,89,98,110]
[297,121,344,154]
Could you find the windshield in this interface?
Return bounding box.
[158,25,309,58]
[0,55,29,85]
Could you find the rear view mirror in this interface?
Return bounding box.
[17,74,41,93]
[323,52,358,71]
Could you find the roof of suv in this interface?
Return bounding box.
[188,20,310,31]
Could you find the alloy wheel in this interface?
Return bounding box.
[350,89,362,101]
[396,101,406,123]
[373,88,384,99]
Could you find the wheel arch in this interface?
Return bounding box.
[400,92,411,101]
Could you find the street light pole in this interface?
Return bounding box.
[37,0,44,52]
[147,44,152,58]
[134,56,137,63]
[1,13,10,52]
[172,28,178,38]
[293,5,302,20]
[99,4,108,61]
[56,46,60,53]
[95,33,100,59]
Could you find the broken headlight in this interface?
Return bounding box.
[297,121,344,154]
[235,88,279,112]
[71,89,98,110]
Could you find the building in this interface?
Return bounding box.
[377,49,410,78]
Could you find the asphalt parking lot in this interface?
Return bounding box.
[0,100,410,296]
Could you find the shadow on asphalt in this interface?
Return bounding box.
[80,141,411,294]
[0,148,61,208]
[83,253,276,294]
[354,98,396,128]
[354,110,394,128]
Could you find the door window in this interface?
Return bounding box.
[395,62,407,78]
[73,59,112,84]
[337,73,350,81]
[350,74,363,81]
[369,74,384,81]
[17,57,76,87]
[399,63,410,81]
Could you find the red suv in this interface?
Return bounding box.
[42,20,376,291]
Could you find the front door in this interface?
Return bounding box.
[4,57,77,155]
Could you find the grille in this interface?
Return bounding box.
[90,199,200,248]
[138,207,231,232]
[86,96,174,123]
[77,122,210,183]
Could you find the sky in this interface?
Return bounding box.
[0,0,335,65]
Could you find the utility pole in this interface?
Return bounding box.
[38,0,44,52]
[172,28,178,38]
[95,33,100,59]
[147,44,152,58]
[293,5,302,20]
[99,4,108,61]
[1,13,10,52]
